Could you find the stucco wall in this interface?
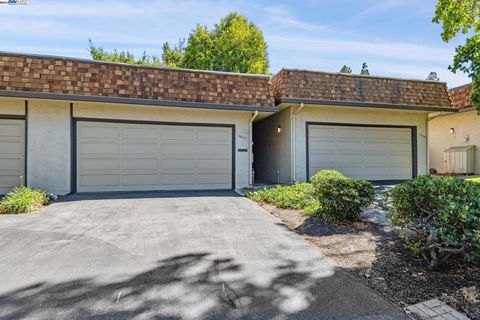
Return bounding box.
[294,105,429,182]
[429,110,480,174]
[0,98,26,115]
[27,100,71,195]
[253,108,291,183]
[74,102,253,190]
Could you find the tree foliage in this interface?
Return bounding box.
[360,62,370,75]
[89,13,269,75]
[88,39,162,66]
[340,65,352,73]
[433,0,480,111]
[163,12,270,74]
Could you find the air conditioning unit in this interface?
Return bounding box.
[444,145,475,174]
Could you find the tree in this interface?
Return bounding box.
[340,65,352,73]
[164,12,270,74]
[433,0,480,111]
[360,62,370,75]
[88,39,162,66]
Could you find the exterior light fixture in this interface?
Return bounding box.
[277,125,282,134]
[449,128,455,134]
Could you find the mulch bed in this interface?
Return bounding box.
[261,203,480,319]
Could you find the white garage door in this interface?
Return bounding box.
[76,121,233,192]
[308,124,414,181]
[0,119,25,194]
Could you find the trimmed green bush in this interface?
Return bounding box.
[0,186,49,214]
[389,175,480,269]
[310,170,375,222]
[247,183,320,214]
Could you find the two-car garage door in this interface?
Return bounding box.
[307,123,415,181]
[76,121,233,192]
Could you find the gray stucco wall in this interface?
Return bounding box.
[27,100,71,195]
[253,108,291,184]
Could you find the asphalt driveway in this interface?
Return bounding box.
[0,191,408,320]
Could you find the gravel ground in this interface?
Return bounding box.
[260,203,480,319]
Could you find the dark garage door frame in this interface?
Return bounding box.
[71,117,236,193]
[305,122,418,184]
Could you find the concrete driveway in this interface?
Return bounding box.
[0,191,408,320]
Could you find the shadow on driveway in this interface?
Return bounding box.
[0,253,407,320]
[59,190,238,202]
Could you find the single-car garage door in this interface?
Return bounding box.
[0,118,25,194]
[307,123,415,181]
[76,120,233,192]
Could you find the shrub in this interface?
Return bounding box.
[247,183,320,214]
[310,170,375,222]
[0,186,49,214]
[389,175,480,269]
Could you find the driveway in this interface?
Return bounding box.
[0,191,408,320]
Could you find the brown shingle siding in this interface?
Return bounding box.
[449,84,473,109]
[272,69,452,108]
[0,52,275,107]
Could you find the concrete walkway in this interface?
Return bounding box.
[0,191,408,319]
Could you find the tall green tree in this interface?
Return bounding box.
[164,12,270,74]
[433,0,480,110]
[88,39,162,66]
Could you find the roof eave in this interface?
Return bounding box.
[275,97,458,113]
[0,90,279,113]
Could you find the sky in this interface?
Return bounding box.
[0,0,472,88]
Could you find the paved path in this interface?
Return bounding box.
[0,191,408,319]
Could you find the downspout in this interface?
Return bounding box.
[291,103,304,182]
[249,111,258,187]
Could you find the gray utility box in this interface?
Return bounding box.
[444,145,476,174]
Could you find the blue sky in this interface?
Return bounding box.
[0,0,471,87]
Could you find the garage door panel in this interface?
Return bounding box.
[77,121,232,192]
[122,174,158,186]
[308,124,413,180]
[122,142,158,155]
[79,125,119,139]
[0,140,23,154]
[0,123,23,137]
[122,158,158,171]
[198,128,231,141]
[161,143,196,156]
[80,141,119,155]
[310,127,335,138]
[198,159,229,170]
[198,173,230,184]
[161,159,195,170]
[80,158,120,171]
[122,127,158,140]
[80,174,120,187]
[0,157,24,171]
[160,174,196,185]
[160,127,196,140]
[197,144,230,156]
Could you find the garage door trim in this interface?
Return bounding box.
[71,117,236,193]
[305,122,417,183]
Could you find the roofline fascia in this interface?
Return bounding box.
[276,97,458,113]
[0,90,279,113]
